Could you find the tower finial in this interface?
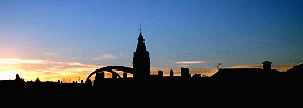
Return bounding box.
[138,24,141,33]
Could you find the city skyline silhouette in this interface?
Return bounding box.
[1,31,302,86]
[1,0,303,84]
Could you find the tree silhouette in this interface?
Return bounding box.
[35,77,41,83]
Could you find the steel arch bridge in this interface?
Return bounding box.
[86,66,134,82]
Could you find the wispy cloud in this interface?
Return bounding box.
[44,52,57,56]
[92,54,117,60]
[0,58,105,81]
[181,65,189,67]
[0,59,44,64]
[175,61,207,64]
[67,62,100,67]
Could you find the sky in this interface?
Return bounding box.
[0,0,302,81]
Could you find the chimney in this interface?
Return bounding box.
[170,69,174,77]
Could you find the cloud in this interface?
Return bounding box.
[0,58,106,81]
[92,54,117,60]
[0,58,100,68]
[68,62,86,66]
[0,59,44,64]
[175,61,207,64]
[67,62,100,68]
[44,52,57,56]
[181,65,189,67]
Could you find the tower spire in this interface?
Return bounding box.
[133,24,150,78]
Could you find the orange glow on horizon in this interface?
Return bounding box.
[0,58,300,81]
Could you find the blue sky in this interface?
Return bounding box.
[1,0,303,72]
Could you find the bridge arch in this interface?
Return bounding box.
[86,66,134,83]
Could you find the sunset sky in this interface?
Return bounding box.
[1,0,302,81]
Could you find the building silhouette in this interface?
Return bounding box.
[181,67,190,78]
[211,61,285,78]
[192,73,201,78]
[133,32,150,78]
[286,63,303,76]
[262,61,272,70]
[170,69,174,77]
[158,70,163,78]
